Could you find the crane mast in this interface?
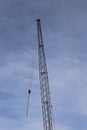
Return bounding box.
[36,19,53,130]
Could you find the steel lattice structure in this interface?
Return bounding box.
[36,19,53,130]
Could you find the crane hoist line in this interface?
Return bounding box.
[36,19,54,130]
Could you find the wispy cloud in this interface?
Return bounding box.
[0,0,87,130]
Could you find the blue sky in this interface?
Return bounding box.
[0,0,87,130]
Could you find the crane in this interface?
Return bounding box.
[36,19,54,130]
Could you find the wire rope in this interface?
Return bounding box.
[26,52,35,117]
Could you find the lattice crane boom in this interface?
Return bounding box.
[36,19,53,130]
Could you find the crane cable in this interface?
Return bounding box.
[26,52,35,118]
[26,89,31,117]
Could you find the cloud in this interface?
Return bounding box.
[0,117,43,130]
[47,51,87,129]
[0,0,87,130]
[0,48,39,119]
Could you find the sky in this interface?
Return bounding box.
[0,0,87,130]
